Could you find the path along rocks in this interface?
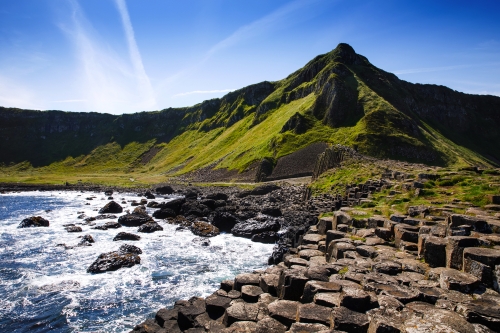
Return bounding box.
[131,197,500,333]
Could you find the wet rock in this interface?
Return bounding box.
[144,191,155,199]
[439,268,480,293]
[66,225,82,232]
[118,213,154,227]
[190,221,220,237]
[137,221,164,233]
[268,300,299,328]
[262,207,282,217]
[158,198,186,214]
[98,201,123,214]
[113,232,141,241]
[78,234,95,246]
[87,248,141,273]
[252,231,277,244]
[211,211,239,232]
[119,244,142,254]
[232,218,280,238]
[177,297,206,331]
[152,208,177,219]
[333,211,352,230]
[19,216,49,228]
[180,201,211,217]
[192,237,211,246]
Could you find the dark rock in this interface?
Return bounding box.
[152,208,177,219]
[456,295,500,330]
[278,269,309,301]
[155,308,178,327]
[447,214,492,233]
[439,268,480,293]
[372,261,402,276]
[241,285,264,302]
[331,306,369,333]
[211,211,239,232]
[205,293,231,319]
[418,235,446,267]
[87,250,140,273]
[158,198,186,214]
[231,218,280,238]
[118,213,153,227]
[104,221,121,229]
[255,316,287,333]
[155,186,174,195]
[298,303,332,326]
[206,192,228,201]
[119,244,142,254]
[113,232,141,241]
[190,221,220,237]
[130,318,162,333]
[137,221,164,233]
[260,274,280,296]
[301,281,341,303]
[262,207,282,217]
[238,184,280,198]
[317,217,333,235]
[78,234,95,246]
[223,301,260,326]
[234,273,260,291]
[177,297,206,331]
[144,191,155,199]
[252,231,277,243]
[180,201,211,217]
[446,236,480,270]
[98,201,123,214]
[19,216,49,228]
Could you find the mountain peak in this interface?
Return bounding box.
[330,43,358,65]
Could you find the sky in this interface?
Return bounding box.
[0,0,499,114]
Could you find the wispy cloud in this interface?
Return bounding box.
[59,0,156,114]
[114,0,156,109]
[52,99,87,103]
[173,89,235,97]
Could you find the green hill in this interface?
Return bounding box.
[1,43,499,186]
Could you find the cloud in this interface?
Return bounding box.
[52,99,87,103]
[114,0,156,109]
[59,0,156,114]
[173,89,235,97]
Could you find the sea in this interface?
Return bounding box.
[0,191,274,332]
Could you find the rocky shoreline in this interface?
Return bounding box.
[4,180,500,332]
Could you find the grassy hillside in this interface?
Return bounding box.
[1,43,499,185]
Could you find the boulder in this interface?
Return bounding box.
[118,213,153,227]
[177,297,206,331]
[152,208,177,219]
[297,303,332,326]
[66,225,82,233]
[331,306,369,332]
[155,185,174,195]
[190,221,220,237]
[78,234,95,246]
[262,207,282,217]
[252,231,277,244]
[231,218,280,238]
[158,198,186,214]
[119,244,142,254]
[211,211,239,232]
[113,232,141,241]
[87,248,140,273]
[205,293,231,318]
[18,216,49,228]
[180,201,211,217]
[137,221,164,233]
[260,274,280,296]
[98,201,123,214]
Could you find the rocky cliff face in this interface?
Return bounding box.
[1,43,499,170]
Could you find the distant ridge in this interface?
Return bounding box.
[1,43,499,182]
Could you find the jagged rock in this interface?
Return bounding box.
[252,231,277,243]
[137,221,164,233]
[87,248,140,273]
[113,232,141,241]
[158,198,186,214]
[118,213,153,227]
[439,268,480,293]
[119,244,142,254]
[456,295,500,330]
[180,201,211,217]
[144,191,155,199]
[190,221,219,237]
[19,216,49,228]
[262,207,282,217]
[152,208,177,219]
[98,201,123,214]
[231,219,280,238]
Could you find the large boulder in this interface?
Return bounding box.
[155,185,174,195]
[231,218,280,238]
[118,213,153,227]
[87,246,141,273]
[98,201,123,214]
[152,208,177,219]
[180,201,211,217]
[113,232,141,241]
[158,198,186,214]
[18,216,49,228]
[210,211,239,232]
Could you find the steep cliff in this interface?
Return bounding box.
[1,43,499,182]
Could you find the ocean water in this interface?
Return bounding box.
[0,191,274,333]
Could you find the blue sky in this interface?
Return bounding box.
[0,0,499,114]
